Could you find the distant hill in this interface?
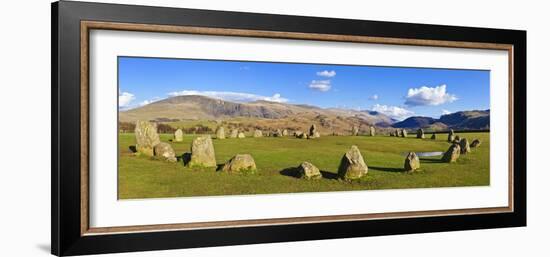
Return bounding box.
[392,116,436,129]
[119,95,395,134]
[393,110,490,130]
[439,110,490,129]
[119,95,488,132]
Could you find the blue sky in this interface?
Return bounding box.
[118,56,490,121]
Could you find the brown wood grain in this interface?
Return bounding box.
[79,20,515,236]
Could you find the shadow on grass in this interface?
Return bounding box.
[369,166,404,173]
[279,167,339,180]
[419,158,445,163]
[279,167,300,178]
[178,152,191,165]
[320,171,339,180]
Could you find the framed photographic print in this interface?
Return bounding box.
[52,1,526,256]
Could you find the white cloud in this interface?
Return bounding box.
[118,92,135,108]
[308,80,331,92]
[442,109,452,115]
[167,90,289,103]
[404,84,457,106]
[371,104,414,121]
[316,70,336,78]
[369,94,379,100]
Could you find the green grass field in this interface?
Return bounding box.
[118,132,489,199]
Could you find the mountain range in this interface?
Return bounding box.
[119,95,489,132]
[392,110,490,130]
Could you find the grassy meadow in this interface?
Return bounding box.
[118,132,490,199]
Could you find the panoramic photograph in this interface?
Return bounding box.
[117,56,490,199]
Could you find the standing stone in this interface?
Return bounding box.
[222,154,257,174]
[134,120,161,157]
[298,162,322,180]
[282,129,288,136]
[153,142,177,162]
[174,129,184,142]
[273,129,282,137]
[188,136,217,168]
[470,139,482,148]
[431,133,436,140]
[396,129,401,137]
[230,129,239,138]
[338,145,368,180]
[404,152,420,172]
[442,143,461,163]
[369,126,376,136]
[309,124,318,137]
[351,125,359,136]
[237,132,246,138]
[253,129,263,138]
[416,128,425,139]
[402,129,408,138]
[459,138,471,154]
[453,135,461,144]
[312,131,320,138]
[447,129,455,142]
[216,127,225,139]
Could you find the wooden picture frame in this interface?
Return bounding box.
[52,1,526,256]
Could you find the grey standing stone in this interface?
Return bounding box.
[298,162,322,180]
[230,129,239,138]
[447,129,455,142]
[222,154,257,174]
[237,132,246,138]
[470,139,482,148]
[134,120,161,157]
[188,136,217,168]
[282,129,288,136]
[416,128,425,139]
[153,142,177,162]
[309,125,318,137]
[338,145,368,180]
[351,125,359,136]
[174,129,184,142]
[369,126,376,136]
[453,135,461,144]
[404,152,420,172]
[216,127,225,139]
[253,130,263,138]
[402,129,408,138]
[442,143,461,163]
[459,138,471,154]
